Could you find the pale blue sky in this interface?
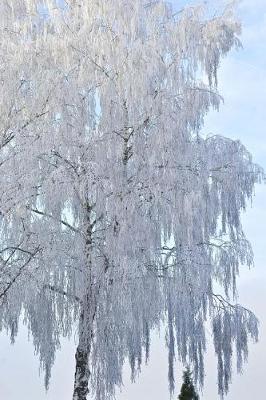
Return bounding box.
[0,1,265,399]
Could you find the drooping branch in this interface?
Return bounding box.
[43,284,81,303]
[30,207,82,235]
[0,246,41,301]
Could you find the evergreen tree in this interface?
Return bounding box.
[178,368,199,400]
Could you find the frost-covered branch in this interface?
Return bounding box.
[0,246,41,301]
[30,208,82,235]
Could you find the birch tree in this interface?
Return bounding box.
[0,1,263,399]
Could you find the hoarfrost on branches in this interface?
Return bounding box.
[0,1,263,399]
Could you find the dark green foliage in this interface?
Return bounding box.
[178,367,199,400]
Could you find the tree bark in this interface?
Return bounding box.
[73,201,95,400]
[72,303,92,400]
[73,345,90,400]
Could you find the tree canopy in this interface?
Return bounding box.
[0,1,263,399]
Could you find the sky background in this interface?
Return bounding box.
[0,1,266,399]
